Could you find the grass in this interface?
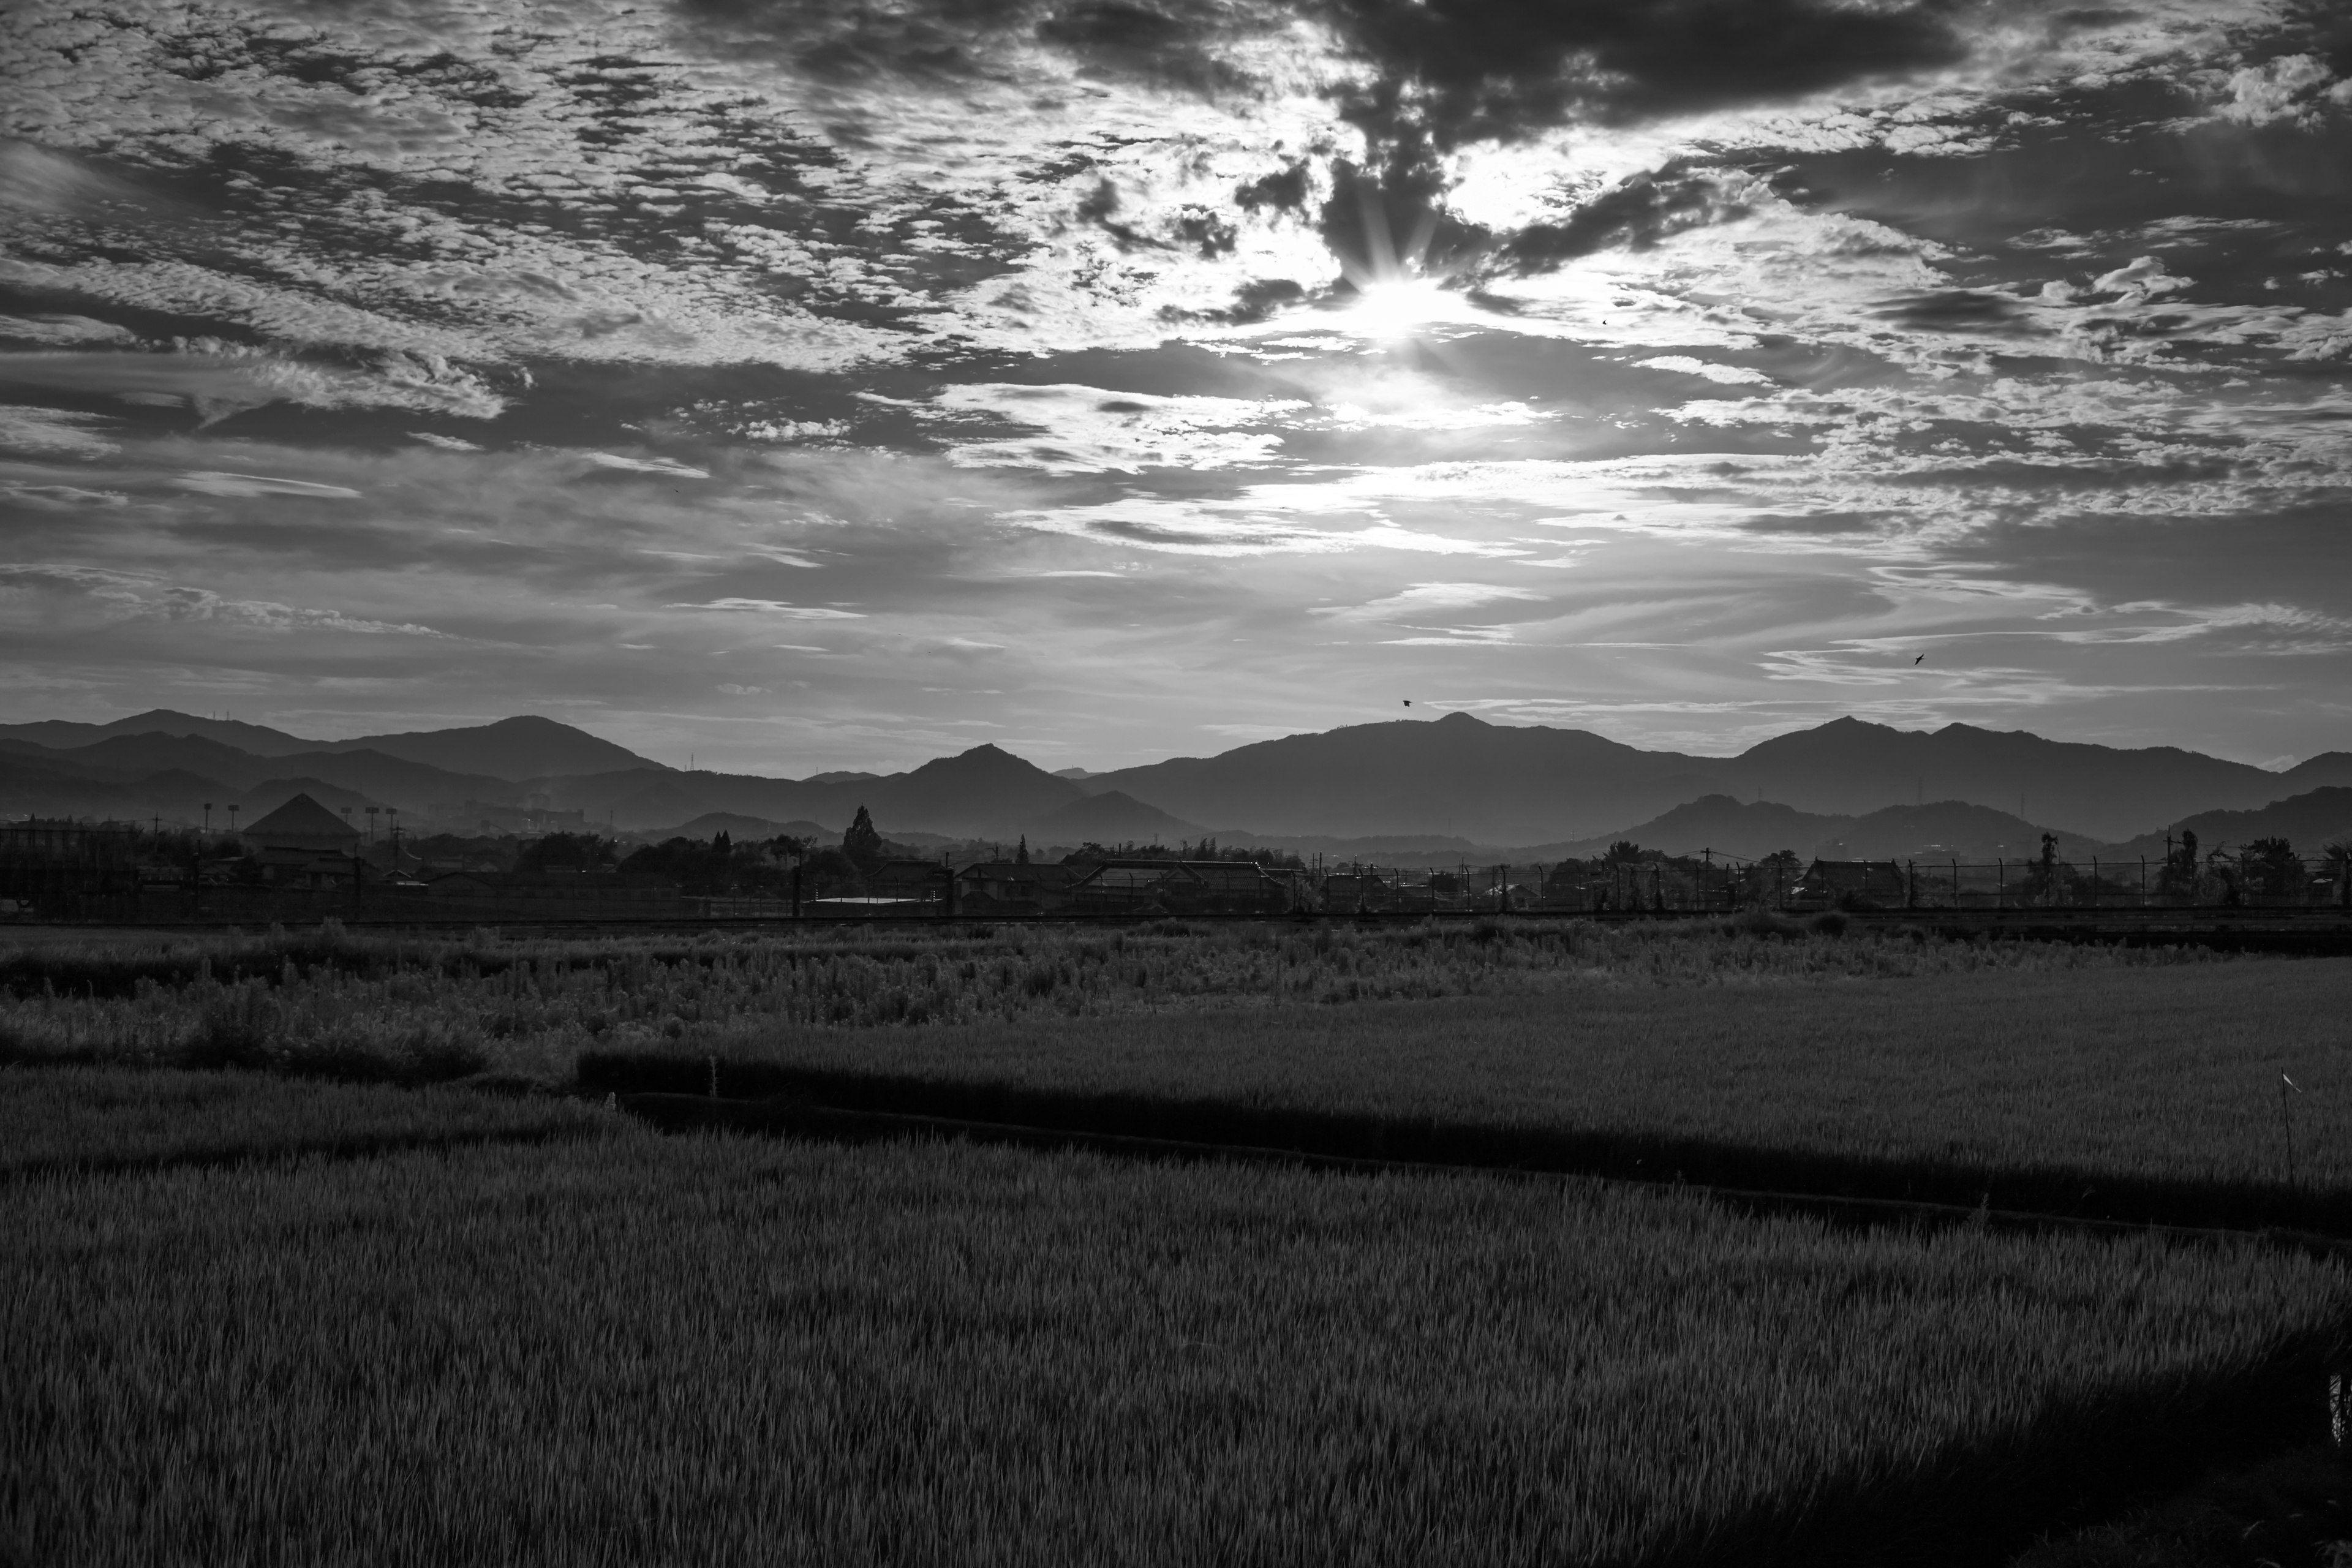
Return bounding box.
[0,915,2241,1086]
[581,958,2352,1232]
[0,1065,607,1179]
[5,1121,2347,1568]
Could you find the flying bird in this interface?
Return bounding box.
[1402,699,1411,706]
[1913,654,1925,665]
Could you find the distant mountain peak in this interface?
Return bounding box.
[1434,710,1488,726]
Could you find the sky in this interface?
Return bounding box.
[3,0,2351,776]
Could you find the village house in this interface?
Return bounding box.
[1316,870,1390,913]
[1054,859,1297,916]
[239,793,363,888]
[952,859,1077,915]
[865,859,954,907]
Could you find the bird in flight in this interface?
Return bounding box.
[1913,654,1925,665]
[1402,699,1412,707]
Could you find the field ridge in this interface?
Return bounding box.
[584,1054,2352,1240]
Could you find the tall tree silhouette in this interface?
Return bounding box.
[842,806,884,875]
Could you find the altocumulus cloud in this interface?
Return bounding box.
[0,0,2349,769]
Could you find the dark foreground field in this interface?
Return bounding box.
[6,922,2351,1564]
[4,1069,2348,1568]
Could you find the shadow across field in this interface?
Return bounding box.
[589,1058,2352,1243]
[612,1090,2352,1261]
[1642,1347,2337,1568]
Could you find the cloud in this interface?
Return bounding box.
[0,562,440,634]
[0,315,135,347]
[2211,54,2346,127]
[172,472,364,499]
[1632,356,1773,385]
[669,599,867,618]
[0,346,503,421]
[0,138,157,216]
[1315,581,1548,622]
[583,452,712,478]
[929,384,1307,473]
[0,405,118,457]
[0,0,2345,775]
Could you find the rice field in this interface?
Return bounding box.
[0,1065,605,1180]
[0,915,2242,1087]
[6,1106,2346,1568]
[582,957,2352,1227]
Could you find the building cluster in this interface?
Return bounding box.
[2,791,2347,921]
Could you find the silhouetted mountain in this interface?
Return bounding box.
[7,706,2347,848]
[1713,717,2312,839]
[5,733,514,813]
[1562,794,2106,862]
[1023,790,1202,845]
[2111,787,2352,859]
[2275,753,2352,794]
[544,744,1088,836]
[0,709,317,756]
[1088,712,1717,844]
[318,715,664,781]
[0,750,208,819]
[0,750,397,825]
[1087,712,2345,843]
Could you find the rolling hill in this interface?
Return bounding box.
[316,715,665,782]
[2111,787,2352,859]
[1022,789,1204,846]
[7,706,2349,851]
[1085,712,2352,844]
[540,744,1088,837]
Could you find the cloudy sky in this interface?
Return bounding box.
[4,0,2350,774]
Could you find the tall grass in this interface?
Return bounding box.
[0,916,2239,1083]
[4,1128,2345,1567]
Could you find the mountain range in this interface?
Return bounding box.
[1081,712,2352,845]
[3,707,2349,860]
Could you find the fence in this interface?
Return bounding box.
[1311,854,2352,916]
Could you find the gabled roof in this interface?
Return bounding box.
[956,861,1077,886]
[1074,865,1167,891]
[1177,862,1278,889]
[241,792,360,842]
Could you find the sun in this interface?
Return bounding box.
[1346,276,1453,340]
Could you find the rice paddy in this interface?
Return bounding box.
[6,920,2345,1562]
[5,1102,2346,1568]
